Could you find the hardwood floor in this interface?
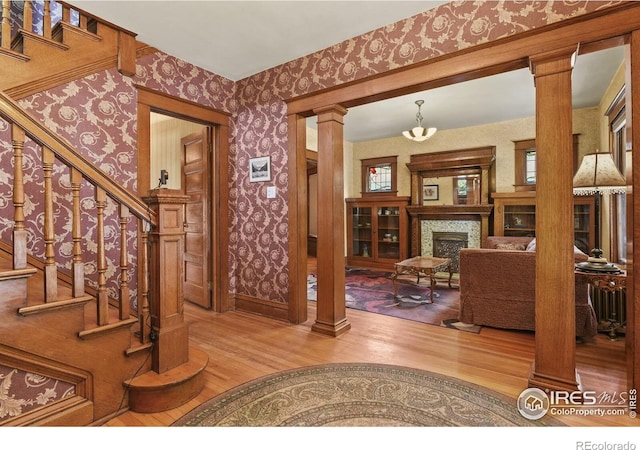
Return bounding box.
[104,269,634,427]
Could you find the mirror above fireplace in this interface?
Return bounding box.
[405,146,496,256]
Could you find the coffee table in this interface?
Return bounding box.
[390,256,452,304]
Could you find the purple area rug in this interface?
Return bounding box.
[308,268,470,330]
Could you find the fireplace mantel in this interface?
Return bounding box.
[406,205,493,255]
[406,205,494,217]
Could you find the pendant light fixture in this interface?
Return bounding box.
[402,99,437,142]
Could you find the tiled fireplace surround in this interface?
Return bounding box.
[421,220,481,273]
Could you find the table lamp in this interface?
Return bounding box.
[573,151,626,273]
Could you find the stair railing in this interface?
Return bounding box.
[1,90,156,346]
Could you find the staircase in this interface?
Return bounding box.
[0,1,207,426]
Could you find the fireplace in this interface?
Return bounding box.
[432,232,468,273]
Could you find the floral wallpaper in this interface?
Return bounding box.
[231,0,620,303]
[0,364,75,423]
[0,1,623,310]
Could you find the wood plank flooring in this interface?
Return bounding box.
[105,259,634,428]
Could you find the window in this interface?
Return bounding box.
[513,139,536,191]
[361,156,397,196]
[607,86,627,264]
[513,136,579,191]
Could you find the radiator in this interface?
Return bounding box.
[589,286,626,335]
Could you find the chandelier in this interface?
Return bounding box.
[402,100,437,142]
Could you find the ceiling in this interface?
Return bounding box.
[76,1,625,142]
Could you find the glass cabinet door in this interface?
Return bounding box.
[573,203,591,254]
[503,205,535,237]
[351,206,372,258]
[376,206,401,260]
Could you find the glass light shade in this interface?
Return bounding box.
[572,152,627,195]
[402,126,437,142]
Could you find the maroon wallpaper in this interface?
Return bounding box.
[0,1,621,308]
[0,364,75,423]
[231,0,619,303]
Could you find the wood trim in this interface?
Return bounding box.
[234,294,289,322]
[0,91,154,222]
[287,113,308,324]
[135,86,230,313]
[626,29,639,394]
[286,4,639,115]
[286,4,639,387]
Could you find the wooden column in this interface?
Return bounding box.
[626,30,639,393]
[144,189,190,373]
[529,47,580,392]
[287,112,308,324]
[312,104,351,337]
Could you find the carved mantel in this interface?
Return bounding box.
[406,147,496,256]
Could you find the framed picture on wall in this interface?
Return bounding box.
[423,184,439,202]
[249,156,271,182]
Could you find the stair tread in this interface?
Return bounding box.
[124,347,209,389]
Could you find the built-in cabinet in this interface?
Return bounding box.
[346,197,410,270]
[492,192,595,254]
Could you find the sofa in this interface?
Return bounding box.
[458,236,598,338]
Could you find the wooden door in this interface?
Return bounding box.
[182,129,211,308]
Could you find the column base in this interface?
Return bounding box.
[528,363,582,392]
[311,318,351,337]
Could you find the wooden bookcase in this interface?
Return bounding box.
[491,191,595,254]
[345,197,410,270]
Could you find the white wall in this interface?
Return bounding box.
[150,112,206,191]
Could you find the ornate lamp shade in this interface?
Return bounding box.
[403,100,437,142]
[573,152,626,195]
[573,151,626,273]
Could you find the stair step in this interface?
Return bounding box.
[124,347,208,413]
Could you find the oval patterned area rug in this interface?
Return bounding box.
[172,363,562,427]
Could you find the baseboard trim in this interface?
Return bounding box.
[234,294,289,322]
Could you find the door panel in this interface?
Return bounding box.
[183,129,211,308]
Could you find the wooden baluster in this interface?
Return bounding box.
[139,222,151,344]
[119,204,130,320]
[79,11,87,31]
[70,168,84,297]
[61,3,70,25]
[42,0,51,39]
[95,187,108,325]
[12,124,27,270]
[1,0,9,49]
[42,146,57,302]
[23,1,33,33]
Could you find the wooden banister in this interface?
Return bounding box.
[2,90,156,344]
[0,91,155,224]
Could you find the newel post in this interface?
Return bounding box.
[144,189,190,373]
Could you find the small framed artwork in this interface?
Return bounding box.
[249,156,271,182]
[423,184,439,202]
